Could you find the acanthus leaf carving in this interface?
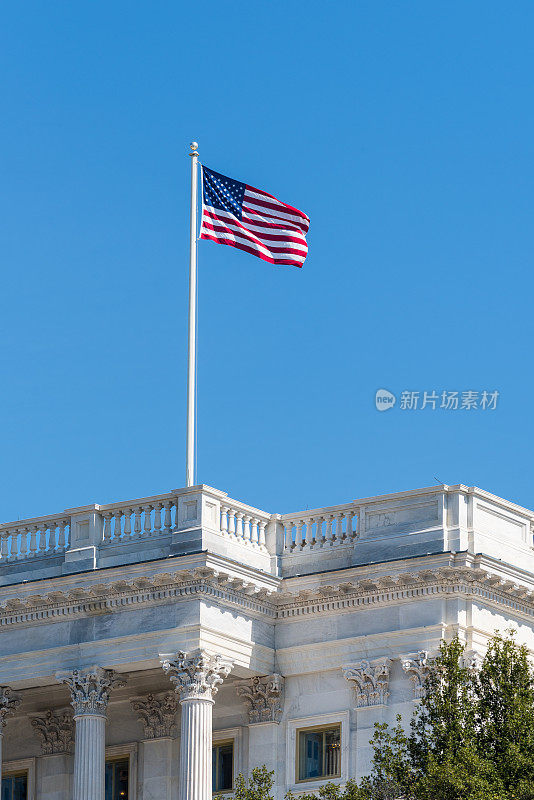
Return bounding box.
[160,649,233,702]
[30,709,74,754]
[342,658,391,707]
[55,666,126,716]
[235,674,284,724]
[0,686,22,728]
[130,692,178,739]
[401,651,431,699]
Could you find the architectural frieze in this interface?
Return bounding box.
[0,564,534,630]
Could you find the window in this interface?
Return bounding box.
[297,724,341,782]
[212,740,234,793]
[1,773,27,800]
[105,757,129,800]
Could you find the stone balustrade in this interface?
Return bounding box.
[281,503,360,553]
[2,483,534,583]
[0,514,70,561]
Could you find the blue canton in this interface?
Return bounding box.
[202,166,245,221]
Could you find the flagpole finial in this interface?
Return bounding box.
[190,141,199,156]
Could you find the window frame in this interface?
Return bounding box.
[212,738,235,793]
[105,743,138,800]
[286,712,349,794]
[1,758,36,800]
[295,722,342,784]
[212,726,243,796]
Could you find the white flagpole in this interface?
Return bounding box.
[186,141,199,487]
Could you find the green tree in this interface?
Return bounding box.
[217,766,275,800]
[475,631,534,799]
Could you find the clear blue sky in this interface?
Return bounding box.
[1,1,534,522]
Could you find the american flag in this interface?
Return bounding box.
[199,166,309,268]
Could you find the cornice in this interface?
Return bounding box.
[1,559,534,630]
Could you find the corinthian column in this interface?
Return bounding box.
[0,687,22,781]
[161,650,233,800]
[56,666,125,800]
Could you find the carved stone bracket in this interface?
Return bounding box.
[0,687,22,729]
[130,692,178,739]
[235,674,284,724]
[463,649,483,673]
[160,649,233,702]
[30,709,74,754]
[56,666,126,716]
[401,651,430,699]
[342,658,392,707]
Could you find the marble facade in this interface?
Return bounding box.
[1,482,534,798]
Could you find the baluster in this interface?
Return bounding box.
[295,520,303,549]
[285,521,293,550]
[103,513,112,543]
[335,513,344,543]
[241,515,250,544]
[17,527,26,559]
[57,521,66,551]
[163,501,172,533]
[258,521,267,549]
[250,518,259,546]
[143,505,153,537]
[47,521,57,551]
[29,525,38,557]
[346,511,354,539]
[113,511,122,540]
[1,532,9,561]
[220,506,229,535]
[133,508,142,538]
[228,508,236,537]
[306,518,314,547]
[235,512,244,540]
[124,508,132,538]
[325,515,334,546]
[153,502,162,534]
[316,516,324,546]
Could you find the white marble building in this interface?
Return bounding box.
[1,482,534,800]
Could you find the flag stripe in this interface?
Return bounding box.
[202,208,307,246]
[246,186,310,221]
[200,221,307,260]
[200,231,305,268]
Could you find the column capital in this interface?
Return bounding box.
[130,692,178,739]
[342,657,392,708]
[0,686,22,729]
[160,649,233,702]
[235,674,284,724]
[29,708,74,754]
[56,666,126,717]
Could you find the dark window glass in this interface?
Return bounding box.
[105,758,129,800]
[1,774,27,800]
[212,741,234,792]
[298,725,341,781]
